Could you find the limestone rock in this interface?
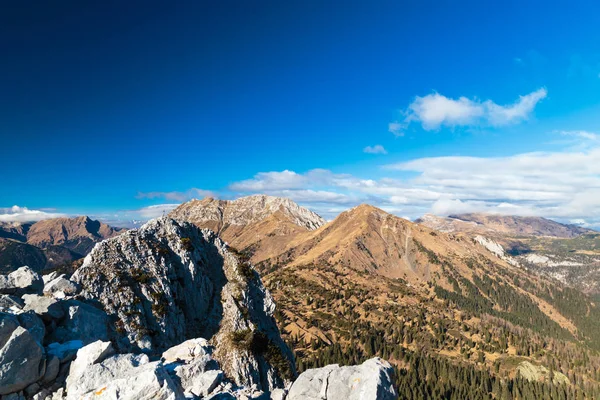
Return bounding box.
[287,358,397,400]
[269,388,287,400]
[22,295,64,321]
[72,217,295,392]
[0,296,23,313]
[0,326,45,395]
[0,313,19,348]
[162,338,212,364]
[17,311,45,344]
[176,367,223,397]
[48,300,109,344]
[0,267,43,296]
[42,356,60,385]
[66,340,115,389]
[43,272,59,285]
[65,353,182,400]
[43,276,78,298]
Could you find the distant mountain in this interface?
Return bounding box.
[0,221,32,241]
[26,215,121,256]
[417,213,594,238]
[0,238,46,273]
[417,213,600,295]
[169,195,325,262]
[0,216,121,273]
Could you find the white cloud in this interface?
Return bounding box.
[557,130,600,141]
[398,88,547,131]
[136,188,214,202]
[388,122,405,136]
[137,204,180,219]
[0,206,66,223]
[363,145,387,155]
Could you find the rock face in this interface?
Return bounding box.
[65,349,179,400]
[72,217,295,392]
[287,358,397,400]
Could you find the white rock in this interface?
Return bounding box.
[43,276,78,297]
[65,353,183,400]
[0,267,43,296]
[66,340,115,390]
[162,338,211,364]
[287,358,397,400]
[0,326,45,395]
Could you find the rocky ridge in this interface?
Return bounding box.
[0,217,396,400]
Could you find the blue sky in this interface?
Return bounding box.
[2,1,600,226]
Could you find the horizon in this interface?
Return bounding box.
[3,2,600,228]
[1,193,597,231]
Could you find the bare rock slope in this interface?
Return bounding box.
[169,195,325,262]
[72,217,295,391]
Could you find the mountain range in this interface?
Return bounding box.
[2,195,600,398]
[167,195,600,398]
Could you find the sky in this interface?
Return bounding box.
[2,1,600,227]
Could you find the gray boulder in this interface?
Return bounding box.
[41,356,60,385]
[66,340,115,389]
[17,311,45,344]
[43,276,78,298]
[287,358,397,400]
[0,313,19,348]
[48,300,109,345]
[0,325,45,395]
[65,352,183,400]
[175,367,223,398]
[0,296,23,313]
[22,295,64,321]
[0,267,43,296]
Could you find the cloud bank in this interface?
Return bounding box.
[224,138,600,226]
[0,206,66,223]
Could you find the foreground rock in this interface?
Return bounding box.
[287,358,397,400]
[0,267,43,296]
[0,314,45,395]
[71,217,295,392]
[66,350,180,400]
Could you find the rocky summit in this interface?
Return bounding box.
[0,216,396,400]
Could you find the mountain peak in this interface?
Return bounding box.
[170,195,325,231]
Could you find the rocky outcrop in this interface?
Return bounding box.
[71,217,295,392]
[287,358,397,400]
